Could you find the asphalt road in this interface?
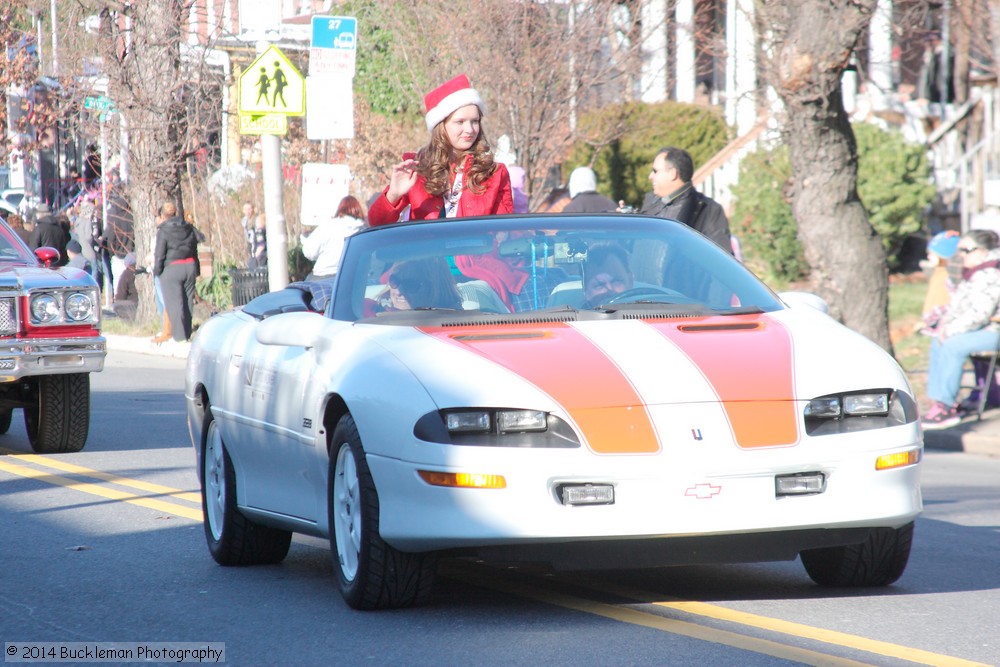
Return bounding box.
[0,350,997,667]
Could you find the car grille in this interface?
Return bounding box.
[0,298,15,335]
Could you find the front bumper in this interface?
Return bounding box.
[0,336,106,382]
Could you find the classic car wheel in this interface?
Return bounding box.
[329,414,437,610]
[0,408,12,434]
[800,522,914,587]
[24,374,90,453]
[201,410,292,566]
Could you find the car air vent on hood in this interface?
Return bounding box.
[678,322,762,332]
[451,331,548,341]
[620,312,704,320]
[441,314,577,328]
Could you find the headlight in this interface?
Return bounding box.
[416,409,581,448]
[64,292,95,321]
[804,389,918,435]
[30,294,60,323]
[28,289,100,326]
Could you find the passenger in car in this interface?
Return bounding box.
[454,231,569,312]
[583,243,634,307]
[364,258,463,315]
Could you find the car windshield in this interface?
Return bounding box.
[0,219,36,262]
[331,214,783,324]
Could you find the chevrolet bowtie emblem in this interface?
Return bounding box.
[685,483,721,499]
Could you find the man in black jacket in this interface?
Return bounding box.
[28,203,70,264]
[639,147,733,254]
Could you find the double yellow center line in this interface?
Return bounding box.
[0,448,988,666]
[0,448,202,521]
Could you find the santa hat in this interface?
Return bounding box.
[424,74,485,131]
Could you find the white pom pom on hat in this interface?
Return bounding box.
[424,74,486,131]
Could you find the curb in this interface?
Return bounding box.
[922,409,1000,458]
[103,334,191,360]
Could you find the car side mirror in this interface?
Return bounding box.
[35,246,60,268]
[256,311,326,348]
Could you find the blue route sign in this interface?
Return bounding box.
[311,16,357,51]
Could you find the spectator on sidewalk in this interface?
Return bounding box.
[563,166,617,213]
[639,147,733,253]
[921,229,1000,430]
[65,239,92,273]
[28,203,70,264]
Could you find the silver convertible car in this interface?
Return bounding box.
[185,214,922,610]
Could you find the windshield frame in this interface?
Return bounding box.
[331,213,783,324]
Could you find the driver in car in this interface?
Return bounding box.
[364,257,463,315]
[583,243,634,307]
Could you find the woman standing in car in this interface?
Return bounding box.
[153,201,200,343]
[368,74,512,225]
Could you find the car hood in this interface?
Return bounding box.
[369,309,909,452]
[0,263,90,288]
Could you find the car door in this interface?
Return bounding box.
[232,335,319,522]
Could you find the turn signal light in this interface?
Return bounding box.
[875,449,921,470]
[418,470,507,489]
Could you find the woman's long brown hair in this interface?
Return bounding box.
[416,111,498,197]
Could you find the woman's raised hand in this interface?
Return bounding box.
[386,158,419,204]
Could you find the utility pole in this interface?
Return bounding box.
[256,41,289,293]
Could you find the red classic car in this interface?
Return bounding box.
[0,218,105,452]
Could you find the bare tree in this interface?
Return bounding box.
[756,0,892,351]
[349,0,657,205]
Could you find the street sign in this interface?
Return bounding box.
[84,95,118,122]
[301,163,351,226]
[311,16,356,49]
[310,15,357,76]
[239,113,288,136]
[306,75,354,140]
[238,45,305,116]
[84,95,115,111]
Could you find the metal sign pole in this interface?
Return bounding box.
[255,41,288,292]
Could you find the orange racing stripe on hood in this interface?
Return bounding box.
[646,315,799,448]
[418,323,660,455]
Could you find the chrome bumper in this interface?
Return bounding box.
[0,336,106,382]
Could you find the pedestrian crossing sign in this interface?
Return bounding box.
[238,45,305,116]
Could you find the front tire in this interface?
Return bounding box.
[800,522,914,587]
[329,414,437,610]
[202,409,291,566]
[25,373,90,453]
[0,408,13,434]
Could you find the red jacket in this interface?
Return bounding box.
[369,157,512,226]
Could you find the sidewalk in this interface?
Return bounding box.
[104,334,191,360]
[921,408,1000,457]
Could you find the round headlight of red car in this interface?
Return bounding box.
[65,292,95,322]
[30,293,60,323]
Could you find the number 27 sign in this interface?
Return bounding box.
[310,16,357,76]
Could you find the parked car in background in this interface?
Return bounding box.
[0,218,105,453]
[0,198,16,220]
[186,213,923,610]
[1,188,25,213]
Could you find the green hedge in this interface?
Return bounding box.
[565,101,731,208]
[732,123,935,282]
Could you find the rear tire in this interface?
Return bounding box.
[25,374,90,453]
[202,409,292,566]
[0,408,12,434]
[801,522,914,587]
[329,414,437,610]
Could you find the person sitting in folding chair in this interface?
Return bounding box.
[921,230,1000,430]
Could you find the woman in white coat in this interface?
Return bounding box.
[301,195,365,280]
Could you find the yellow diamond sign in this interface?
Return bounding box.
[238,45,305,116]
